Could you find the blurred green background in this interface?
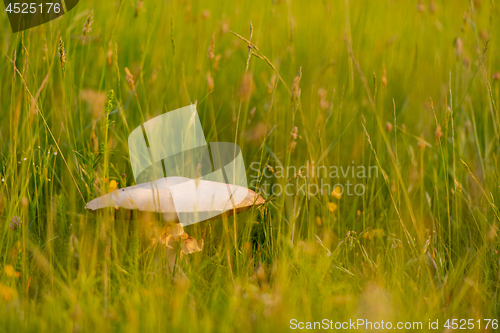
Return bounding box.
[1,0,500,331]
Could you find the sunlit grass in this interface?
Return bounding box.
[1,0,499,331]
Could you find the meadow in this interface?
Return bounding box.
[1,0,500,331]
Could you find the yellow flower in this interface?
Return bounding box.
[4,265,20,278]
[331,186,342,200]
[327,202,337,214]
[109,180,118,192]
[316,216,322,226]
[0,283,16,302]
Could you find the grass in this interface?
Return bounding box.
[1,0,500,331]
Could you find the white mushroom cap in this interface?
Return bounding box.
[85,176,264,225]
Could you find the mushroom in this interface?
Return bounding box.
[86,104,265,276]
[85,176,265,221]
[85,176,265,274]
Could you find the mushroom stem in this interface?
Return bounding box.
[165,246,184,277]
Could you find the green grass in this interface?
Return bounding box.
[1,0,500,331]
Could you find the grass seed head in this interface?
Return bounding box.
[125,67,136,92]
[59,37,67,75]
[207,33,215,60]
[238,73,254,101]
[212,54,221,71]
[135,0,144,17]
[82,10,94,37]
[291,67,302,103]
[42,38,48,61]
[289,126,298,153]
[435,125,443,142]
[106,90,115,114]
[106,41,113,66]
[206,71,214,92]
[455,37,463,58]
[318,88,329,110]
